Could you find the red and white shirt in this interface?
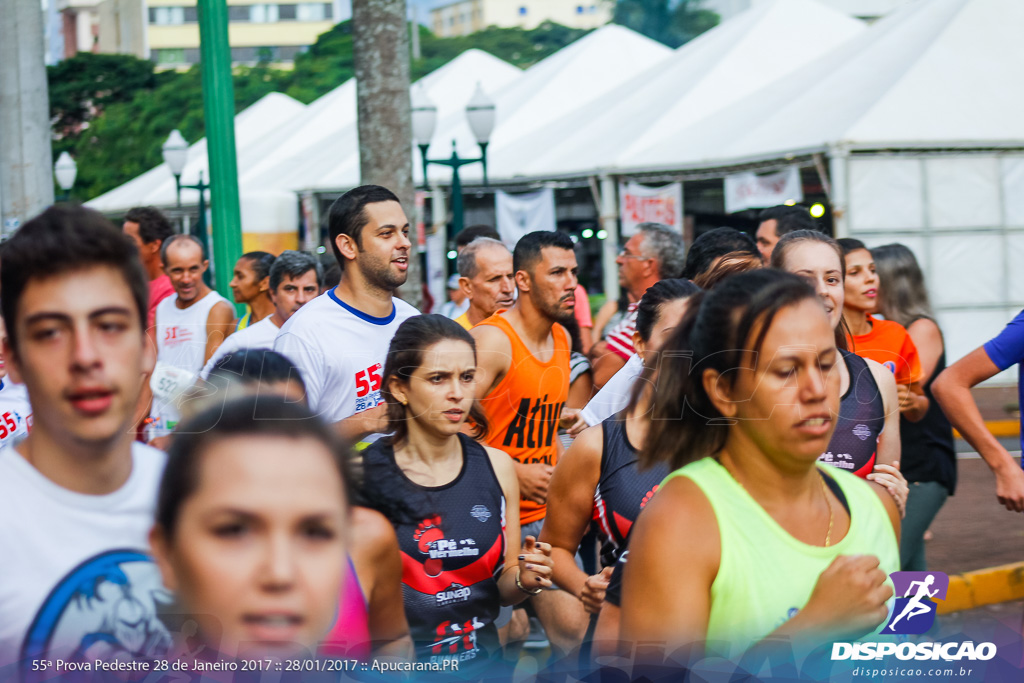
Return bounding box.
[604,302,639,361]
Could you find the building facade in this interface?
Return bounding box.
[53,0,340,68]
[146,0,341,68]
[431,0,612,37]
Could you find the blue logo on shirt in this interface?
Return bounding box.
[20,550,174,683]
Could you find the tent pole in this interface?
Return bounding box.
[828,147,849,238]
[600,175,620,302]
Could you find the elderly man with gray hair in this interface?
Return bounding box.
[588,222,686,389]
[453,237,516,330]
[200,250,323,378]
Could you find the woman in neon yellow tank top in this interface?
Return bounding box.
[620,270,900,663]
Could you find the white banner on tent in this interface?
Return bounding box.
[618,182,683,236]
[724,167,803,214]
[495,188,556,247]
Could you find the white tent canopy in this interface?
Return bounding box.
[258,48,523,193]
[625,0,1024,170]
[426,24,671,184]
[489,0,866,180]
[277,25,669,191]
[87,92,306,213]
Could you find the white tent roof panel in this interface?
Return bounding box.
[87,92,307,212]
[626,0,1024,171]
[260,48,523,192]
[490,0,865,180]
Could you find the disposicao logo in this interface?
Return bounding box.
[831,571,997,662]
[886,571,947,635]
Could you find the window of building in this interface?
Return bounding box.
[278,4,297,19]
[249,4,279,23]
[183,48,200,63]
[151,7,185,25]
[296,3,331,21]
[277,45,304,60]
[231,46,258,61]
[156,48,185,64]
[228,5,249,21]
[183,6,198,22]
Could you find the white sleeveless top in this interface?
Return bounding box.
[150,290,230,437]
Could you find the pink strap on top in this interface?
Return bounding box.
[320,555,371,659]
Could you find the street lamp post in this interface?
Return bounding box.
[162,129,213,288]
[54,152,77,202]
[411,83,495,237]
[161,130,189,208]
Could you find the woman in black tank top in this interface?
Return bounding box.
[542,280,699,618]
[874,244,956,571]
[358,315,553,673]
[772,231,908,512]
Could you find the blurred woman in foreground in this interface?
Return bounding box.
[150,395,350,659]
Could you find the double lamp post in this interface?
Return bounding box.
[411,83,496,238]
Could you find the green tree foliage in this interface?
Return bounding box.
[51,20,589,200]
[614,0,719,48]
[48,53,165,139]
[62,63,285,200]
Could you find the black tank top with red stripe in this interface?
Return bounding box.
[594,412,670,567]
[361,433,506,669]
[819,350,885,478]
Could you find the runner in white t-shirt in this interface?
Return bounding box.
[200,250,323,379]
[275,185,418,443]
[0,205,171,675]
[0,317,32,445]
[149,235,235,441]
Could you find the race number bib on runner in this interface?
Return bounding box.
[149,362,198,405]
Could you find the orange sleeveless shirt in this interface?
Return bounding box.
[477,313,570,525]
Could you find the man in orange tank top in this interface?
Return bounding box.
[471,230,588,654]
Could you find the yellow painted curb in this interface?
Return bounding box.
[936,562,1024,614]
[953,420,1020,440]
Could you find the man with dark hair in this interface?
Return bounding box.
[0,205,172,664]
[276,185,417,443]
[201,250,322,379]
[230,251,276,330]
[455,224,502,252]
[150,234,235,441]
[471,230,587,655]
[590,223,686,389]
[680,226,760,280]
[454,237,515,329]
[755,204,818,263]
[123,206,177,328]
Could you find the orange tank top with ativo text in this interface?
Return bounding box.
[477,312,570,525]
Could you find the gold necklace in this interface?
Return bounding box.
[820,474,834,548]
[724,459,835,547]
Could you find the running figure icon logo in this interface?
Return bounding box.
[884,571,949,635]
